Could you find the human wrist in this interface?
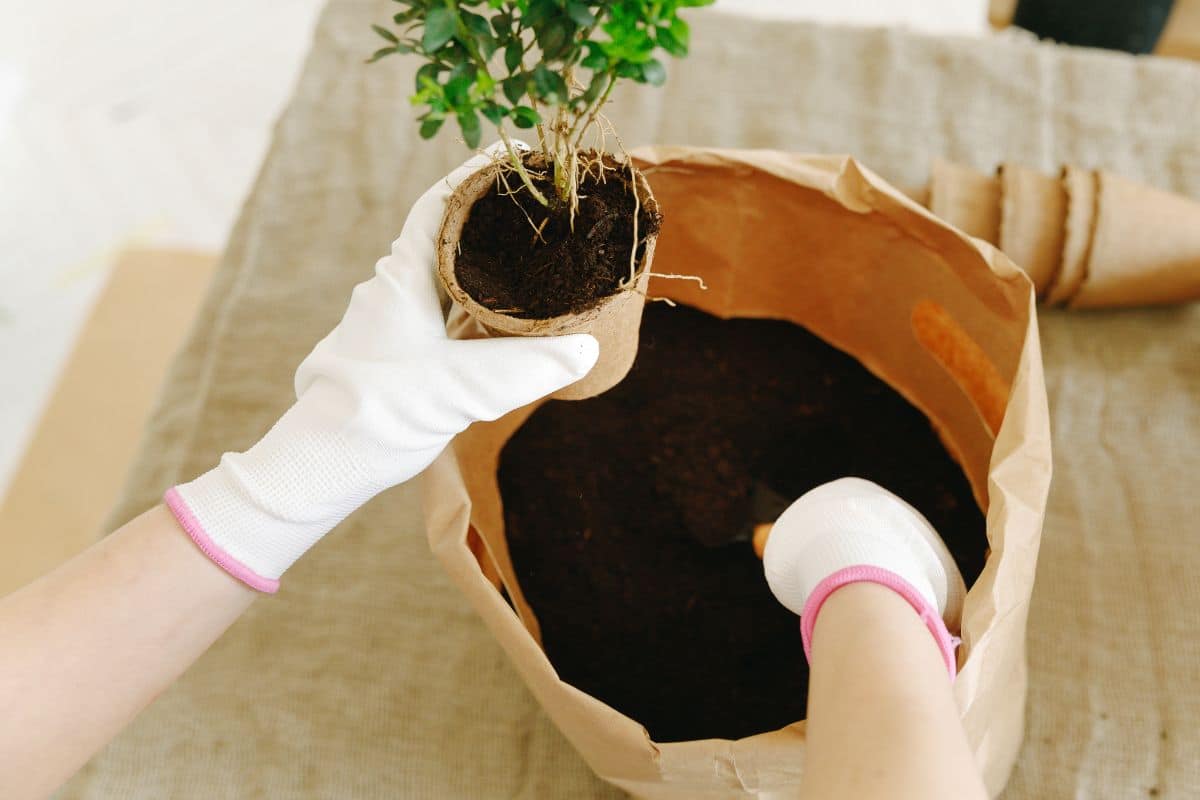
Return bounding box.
[165,381,398,593]
[800,565,960,679]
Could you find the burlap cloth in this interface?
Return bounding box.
[61,2,1200,797]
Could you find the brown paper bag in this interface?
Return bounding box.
[422,147,1052,799]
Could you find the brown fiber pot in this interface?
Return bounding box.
[436,155,659,401]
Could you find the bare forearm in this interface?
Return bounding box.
[801,583,987,800]
[0,505,255,799]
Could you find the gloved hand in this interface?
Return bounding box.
[762,478,966,677]
[165,148,598,593]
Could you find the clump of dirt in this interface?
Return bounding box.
[454,153,662,319]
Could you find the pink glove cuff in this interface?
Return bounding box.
[800,564,959,680]
[164,488,281,594]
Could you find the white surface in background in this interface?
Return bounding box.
[0,0,989,500]
[0,0,325,495]
[715,0,989,34]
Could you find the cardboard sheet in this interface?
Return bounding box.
[0,249,216,596]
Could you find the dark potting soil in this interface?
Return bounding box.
[499,303,988,743]
[454,155,662,319]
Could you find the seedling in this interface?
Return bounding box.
[369,0,713,213]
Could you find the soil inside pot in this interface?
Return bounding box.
[499,303,987,742]
[454,153,662,319]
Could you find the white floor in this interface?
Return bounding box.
[0,0,986,498]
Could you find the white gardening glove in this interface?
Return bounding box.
[762,478,966,677]
[165,147,598,593]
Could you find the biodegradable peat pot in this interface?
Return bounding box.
[436,153,659,401]
[423,147,1053,799]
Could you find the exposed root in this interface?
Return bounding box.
[576,147,612,188]
[531,216,549,245]
[624,286,677,307]
[627,159,641,285]
[569,140,619,230]
[647,272,708,290]
[598,131,646,287]
[640,165,695,176]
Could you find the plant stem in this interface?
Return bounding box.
[571,73,617,151]
[551,65,577,205]
[513,36,549,153]
[525,87,549,152]
[498,129,550,207]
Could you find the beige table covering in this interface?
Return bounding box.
[61,2,1200,797]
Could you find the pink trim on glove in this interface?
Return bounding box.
[800,565,959,680]
[164,488,280,594]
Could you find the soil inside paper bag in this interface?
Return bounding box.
[499,303,986,742]
[454,154,662,319]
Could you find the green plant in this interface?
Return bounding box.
[369,0,713,211]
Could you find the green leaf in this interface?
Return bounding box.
[459,12,497,59]
[531,64,569,103]
[657,18,689,56]
[423,6,457,51]
[566,1,596,26]
[511,105,542,128]
[614,60,642,79]
[581,71,608,104]
[523,0,557,28]
[678,0,716,6]
[393,8,421,25]
[477,34,499,60]
[366,46,397,63]
[439,40,469,66]
[445,62,477,107]
[536,17,572,60]
[581,41,608,69]
[458,110,482,148]
[449,61,476,82]
[502,73,528,104]
[491,12,513,35]
[419,116,446,139]
[670,17,691,47]
[505,39,524,72]
[480,102,508,125]
[372,24,399,44]
[462,11,492,38]
[414,62,444,93]
[640,58,666,86]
